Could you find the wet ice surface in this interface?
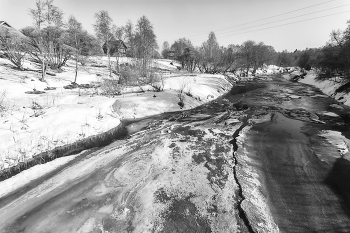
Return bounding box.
[0,98,261,233]
[233,76,350,232]
[2,75,350,232]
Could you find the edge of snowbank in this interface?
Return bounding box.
[283,70,350,106]
[0,119,128,180]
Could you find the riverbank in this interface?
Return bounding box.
[283,70,350,106]
[0,56,233,175]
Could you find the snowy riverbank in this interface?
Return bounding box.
[0,57,232,171]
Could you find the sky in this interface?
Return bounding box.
[1,0,349,52]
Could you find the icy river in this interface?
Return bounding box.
[0,74,350,232]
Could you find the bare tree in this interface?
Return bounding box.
[29,0,45,29]
[113,25,125,41]
[29,0,63,29]
[26,27,74,81]
[239,40,256,75]
[27,0,67,81]
[111,25,127,72]
[205,31,220,62]
[321,22,350,76]
[65,16,82,83]
[93,10,114,76]
[134,16,158,75]
[44,0,63,27]
[124,20,135,57]
[161,41,169,58]
[197,32,222,73]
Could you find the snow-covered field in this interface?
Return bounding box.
[0,57,232,171]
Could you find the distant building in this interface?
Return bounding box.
[0,21,26,39]
[103,40,128,56]
[0,21,12,28]
[168,49,175,58]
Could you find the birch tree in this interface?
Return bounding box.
[93,10,114,76]
[66,16,82,83]
[29,0,63,29]
[134,16,158,75]
[28,0,65,81]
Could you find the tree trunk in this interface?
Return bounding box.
[74,34,79,83]
[253,66,257,75]
[74,55,78,83]
[116,55,119,73]
[108,48,111,77]
[41,60,46,82]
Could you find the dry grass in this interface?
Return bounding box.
[0,89,7,116]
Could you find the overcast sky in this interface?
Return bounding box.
[1,0,349,52]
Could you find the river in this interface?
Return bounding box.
[0,74,350,232]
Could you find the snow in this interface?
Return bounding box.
[298,71,339,96]
[0,152,81,199]
[0,59,120,169]
[0,56,232,172]
[317,111,339,117]
[289,94,302,99]
[319,130,350,161]
[285,70,350,106]
[236,65,282,81]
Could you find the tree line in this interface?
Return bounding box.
[0,0,159,82]
[162,32,276,75]
[1,0,349,81]
[272,20,350,79]
[162,20,350,79]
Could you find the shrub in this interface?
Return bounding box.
[100,76,124,95]
[26,26,74,71]
[177,91,185,108]
[178,100,184,108]
[119,66,139,85]
[0,90,7,116]
[150,72,165,92]
[78,56,89,66]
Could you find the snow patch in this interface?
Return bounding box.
[317,111,339,117]
[319,130,350,160]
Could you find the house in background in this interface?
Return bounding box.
[102,40,128,56]
[0,21,12,28]
[0,21,25,39]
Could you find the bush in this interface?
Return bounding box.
[0,90,7,116]
[149,72,165,91]
[119,66,139,85]
[177,91,185,109]
[78,56,89,66]
[100,76,124,95]
[178,100,184,108]
[118,63,163,90]
[26,26,74,70]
